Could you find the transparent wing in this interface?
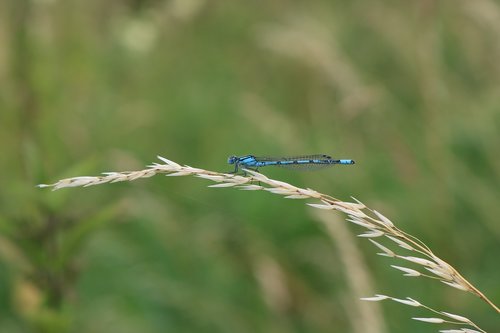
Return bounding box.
[274,163,336,170]
[253,154,337,170]
[253,154,332,161]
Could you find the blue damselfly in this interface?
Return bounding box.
[227,154,355,173]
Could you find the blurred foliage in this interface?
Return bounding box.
[0,0,499,332]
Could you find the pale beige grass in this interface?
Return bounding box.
[38,156,498,332]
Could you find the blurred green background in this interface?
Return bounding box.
[1,0,499,332]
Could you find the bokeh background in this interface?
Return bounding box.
[1,0,499,332]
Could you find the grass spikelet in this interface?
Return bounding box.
[369,239,396,257]
[357,230,384,238]
[390,265,421,277]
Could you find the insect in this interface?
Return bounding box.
[227,154,355,173]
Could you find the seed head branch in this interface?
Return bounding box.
[38,156,499,313]
[361,294,487,332]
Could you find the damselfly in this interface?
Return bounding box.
[227,154,355,173]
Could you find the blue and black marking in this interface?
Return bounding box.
[227,154,355,173]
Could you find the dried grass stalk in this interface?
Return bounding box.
[38,156,499,330]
